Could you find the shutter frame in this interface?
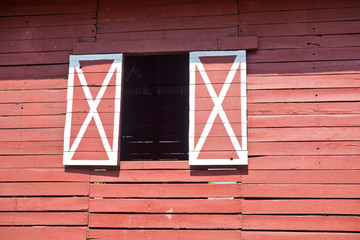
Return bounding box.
[189,50,248,166]
[63,54,123,166]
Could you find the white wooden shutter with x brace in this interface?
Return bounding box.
[63,54,123,166]
[189,51,248,166]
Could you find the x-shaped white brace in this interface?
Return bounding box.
[63,54,123,165]
[189,51,247,164]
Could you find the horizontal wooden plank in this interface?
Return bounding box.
[247,73,360,90]
[0,212,88,226]
[90,183,240,198]
[242,7,360,25]
[0,182,89,196]
[98,15,238,33]
[248,88,360,103]
[0,115,65,129]
[98,1,237,20]
[88,229,241,240]
[0,1,96,16]
[248,47,360,63]
[248,60,360,75]
[0,78,67,90]
[0,227,87,240]
[248,115,360,127]
[119,161,189,170]
[242,20,360,37]
[242,170,360,184]
[0,25,95,41]
[0,128,64,141]
[0,197,88,211]
[247,156,360,170]
[0,51,71,66]
[74,36,257,54]
[242,184,360,198]
[0,102,66,116]
[248,127,360,142]
[0,13,95,28]
[239,0,360,12]
[90,169,241,183]
[89,213,241,229]
[248,102,360,115]
[242,215,360,232]
[258,34,360,50]
[242,231,360,240]
[0,169,89,182]
[0,65,68,80]
[242,199,360,215]
[0,155,64,168]
[248,141,360,155]
[0,38,94,53]
[90,198,241,213]
[97,27,238,41]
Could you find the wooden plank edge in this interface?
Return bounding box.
[73,36,258,54]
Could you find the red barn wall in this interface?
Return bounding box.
[0,0,360,239]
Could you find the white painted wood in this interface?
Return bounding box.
[63,54,123,166]
[189,50,248,166]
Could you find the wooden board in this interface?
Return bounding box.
[242,199,360,214]
[90,198,241,213]
[242,184,360,198]
[0,227,87,240]
[242,170,360,184]
[0,212,88,225]
[89,213,241,229]
[90,169,241,183]
[242,231,360,240]
[0,197,88,211]
[0,182,89,196]
[242,215,360,232]
[0,169,89,182]
[90,183,240,198]
[247,156,360,170]
[88,229,241,240]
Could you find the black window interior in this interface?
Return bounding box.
[120,54,189,161]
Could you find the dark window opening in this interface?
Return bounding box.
[120,54,189,161]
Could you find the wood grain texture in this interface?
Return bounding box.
[242,231,360,240]
[90,198,241,213]
[89,213,241,229]
[0,212,88,225]
[0,169,89,182]
[0,197,88,211]
[88,229,241,240]
[242,170,360,184]
[242,199,360,214]
[242,184,360,198]
[90,183,240,198]
[0,182,89,196]
[0,227,87,240]
[90,169,241,183]
[242,215,360,232]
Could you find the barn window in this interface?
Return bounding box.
[120,54,189,161]
[63,51,248,166]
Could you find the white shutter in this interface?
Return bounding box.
[189,51,248,165]
[63,54,123,166]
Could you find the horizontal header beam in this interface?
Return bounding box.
[73,36,257,54]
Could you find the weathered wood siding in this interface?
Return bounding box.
[0,0,359,239]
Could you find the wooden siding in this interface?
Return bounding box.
[0,0,359,239]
